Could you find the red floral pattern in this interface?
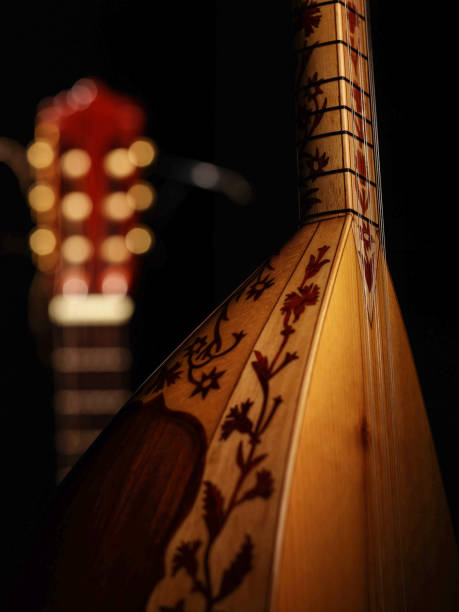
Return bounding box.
[343,2,378,296]
[158,246,330,611]
[292,0,322,37]
[293,1,330,215]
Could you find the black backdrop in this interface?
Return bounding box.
[2,0,458,584]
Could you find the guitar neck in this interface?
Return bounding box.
[52,322,132,481]
[24,79,156,482]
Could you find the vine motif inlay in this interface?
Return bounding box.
[293,0,330,215]
[344,0,378,296]
[144,260,276,401]
[157,245,331,611]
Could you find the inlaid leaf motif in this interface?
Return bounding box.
[282,284,320,322]
[172,540,202,578]
[252,350,270,386]
[148,361,183,394]
[153,246,331,612]
[304,245,330,279]
[220,400,254,441]
[241,469,274,502]
[292,0,322,37]
[216,535,254,602]
[203,481,225,541]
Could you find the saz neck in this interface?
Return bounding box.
[293,0,379,226]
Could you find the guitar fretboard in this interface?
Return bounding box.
[52,324,131,481]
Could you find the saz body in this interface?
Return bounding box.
[12,1,459,611]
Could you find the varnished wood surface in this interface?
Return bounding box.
[273,221,459,612]
[9,396,207,611]
[9,215,458,611]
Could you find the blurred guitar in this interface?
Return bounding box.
[26,78,156,481]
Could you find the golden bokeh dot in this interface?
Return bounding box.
[104,192,134,221]
[28,183,56,213]
[62,235,93,264]
[61,149,91,179]
[125,226,154,254]
[61,192,93,222]
[103,148,134,179]
[127,182,156,211]
[128,139,157,168]
[100,235,130,263]
[29,227,56,256]
[27,140,55,169]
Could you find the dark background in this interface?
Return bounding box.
[2,0,457,585]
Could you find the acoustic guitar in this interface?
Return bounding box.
[12,1,459,611]
[26,78,156,481]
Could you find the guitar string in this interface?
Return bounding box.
[364,0,407,607]
[343,2,386,609]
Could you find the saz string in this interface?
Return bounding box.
[342,3,385,609]
[363,0,407,608]
[354,3,393,607]
[344,1,404,609]
[345,0,407,609]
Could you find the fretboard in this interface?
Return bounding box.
[52,324,132,481]
[294,0,378,226]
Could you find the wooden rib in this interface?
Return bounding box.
[145,216,347,611]
[272,226,459,612]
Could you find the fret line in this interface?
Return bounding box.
[301,208,379,228]
[301,104,372,125]
[299,166,376,187]
[295,75,370,98]
[52,346,132,373]
[304,130,374,148]
[299,40,368,61]
[313,0,365,21]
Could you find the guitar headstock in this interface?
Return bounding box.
[27,78,156,325]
